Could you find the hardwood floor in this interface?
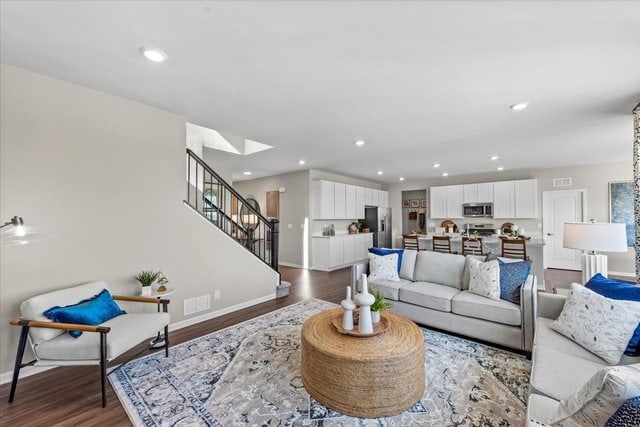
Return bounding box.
[0,266,350,426]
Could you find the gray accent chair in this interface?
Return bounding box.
[352,250,537,352]
[525,292,640,426]
[8,281,171,407]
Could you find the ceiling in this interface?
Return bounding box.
[2,1,639,183]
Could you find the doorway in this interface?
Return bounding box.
[542,190,587,270]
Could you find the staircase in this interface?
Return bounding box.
[184,149,280,274]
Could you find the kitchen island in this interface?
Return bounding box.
[411,234,545,290]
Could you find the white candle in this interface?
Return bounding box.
[361,273,368,294]
[346,286,352,300]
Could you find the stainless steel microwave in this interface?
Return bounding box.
[462,203,493,218]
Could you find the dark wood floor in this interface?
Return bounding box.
[0,266,349,426]
[0,266,630,425]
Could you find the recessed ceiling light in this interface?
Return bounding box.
[140,46,167,62]
[490,155,499,161]
[243,171,252,175]
[497,166,504,171]
[399,177,405,181]
[355,140,365,146]
[509,102,529,111]
[433,163,440,168]
[377,171,383,175]
[298,160,306,165]
[442,172,449,177]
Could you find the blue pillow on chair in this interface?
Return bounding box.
[368,248,403,272]
[605,395,640,427]
[585,273,640,356]
[498,259,531,304]
[43,289,126,338]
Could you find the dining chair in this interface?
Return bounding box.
[432,235,452,254]
[501,237,528,260]
[462,237,484,256]
[403,234,420,251]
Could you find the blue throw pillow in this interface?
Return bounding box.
[605,396,640,427]
[498,259,531,304]
[43,289,126,338]
[585,273,640,356]
[368,248,403,272]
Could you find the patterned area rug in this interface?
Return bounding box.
[109,299,531,426]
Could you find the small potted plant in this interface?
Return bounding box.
[134,270,160,296]
[370,289,393,324]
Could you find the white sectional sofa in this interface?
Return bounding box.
[526,292,640,425]
[351,250,537,352]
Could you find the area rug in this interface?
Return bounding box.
[109,299,531,426]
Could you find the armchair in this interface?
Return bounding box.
[8,281,171,407]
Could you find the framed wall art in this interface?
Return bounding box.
[609,181,635,247]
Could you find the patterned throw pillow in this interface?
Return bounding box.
[367,253,400,282]
[468,258,500,300]
[498,259,531,304]
[551,283,640,365]
[605,395,640,427]
[547,364,640,427]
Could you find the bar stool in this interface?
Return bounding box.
[501,237,528,260]
[462,237,484,256]
[432,235,452,253]
[403,234,420,251]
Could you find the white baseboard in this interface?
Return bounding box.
[608,270,636,278]
[279,262,304,269]
[0,293,276,385]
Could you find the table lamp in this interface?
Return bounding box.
[563,221,628,283]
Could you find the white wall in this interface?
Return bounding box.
[0,64,278,376]
[387,160,636,275]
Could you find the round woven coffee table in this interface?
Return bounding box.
[301,307,425,418]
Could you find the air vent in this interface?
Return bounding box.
[553,178,572,187]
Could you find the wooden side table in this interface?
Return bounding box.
[301,308,425,418]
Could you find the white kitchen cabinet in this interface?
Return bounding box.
[477,182,493,203]
[430,186,447,218]
[365,188,373,206]
[343,235,356,264]
[356,186,365,218]
[345,185,357,219]
[312,180,335,219]
[379,190,389,208]
[515,179,538,218]
[372,189,379,206]
[312,233,373,271]
[493,181,515,218]
[463,184,478,203]
[446,185,464,218]
[334,183,346,219]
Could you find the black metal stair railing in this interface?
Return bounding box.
[185,148,279,272]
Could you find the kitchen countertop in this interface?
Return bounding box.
[312,232,374,239]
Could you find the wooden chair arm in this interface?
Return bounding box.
[9,318,111,333]
[112,295,170,305]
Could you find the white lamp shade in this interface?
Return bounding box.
[563,222,628,252]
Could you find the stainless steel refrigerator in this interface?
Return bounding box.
[365,207,392,248]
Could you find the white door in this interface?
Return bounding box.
[543,190,584,270]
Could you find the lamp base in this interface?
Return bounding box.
[582,253,607,284]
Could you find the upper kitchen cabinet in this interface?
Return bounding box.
[345,184,357,219]
[477,182,493,203]
[462,184,478,203]
[365,187,374,206]
[493,181,515,218]
[445,185,464,218]
[514,179,538,218]
[356,186,365,218]
[430,186,447,218]
[371,188,380,206]
[379,190,389,208]
[334,182,346,219]
[312,180,335,219]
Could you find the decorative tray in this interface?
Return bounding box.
[332,311,390,337]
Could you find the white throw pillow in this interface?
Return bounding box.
[399,249,418,281]
[368,253,400,282]
[551,283,640,365]
[547,364,640,427]
[468,258,500,300]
